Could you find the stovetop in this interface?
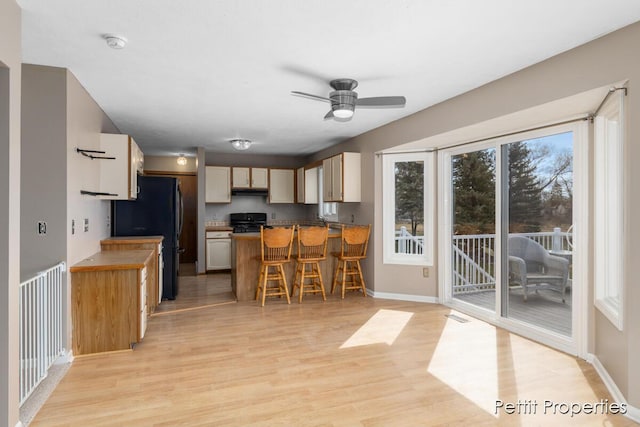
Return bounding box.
[230,212,268,233]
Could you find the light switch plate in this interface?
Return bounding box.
[422,267,429,278]
[37,221,47,235]
[84,218,89,232]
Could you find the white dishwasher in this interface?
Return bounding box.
[206,231,232,271]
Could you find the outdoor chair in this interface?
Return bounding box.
[508,235,570,303]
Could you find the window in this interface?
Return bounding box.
[383,152,434,265]
[593,89,625,330]
[317,166,339,222]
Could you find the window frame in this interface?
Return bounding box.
[593,89,625,331]
[382,151,434,265]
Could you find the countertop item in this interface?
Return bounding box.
[70,250,154,272]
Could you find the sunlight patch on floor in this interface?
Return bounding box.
[340,309,414,349]
[427,314,499,416]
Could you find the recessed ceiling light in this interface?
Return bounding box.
[177,154,187,166]
[103,34,128,49]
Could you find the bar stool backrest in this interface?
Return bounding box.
[340,224,371,259]
[261,226,294,262]
[297,225,329,260]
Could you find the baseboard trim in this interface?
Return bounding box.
[589,353,640,423]
[369,290,438,304]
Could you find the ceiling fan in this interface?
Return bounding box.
[291,78,406,120]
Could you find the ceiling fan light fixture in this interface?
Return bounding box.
[176,154,187,166]
[333,108,354,119]
[230,139,252,151]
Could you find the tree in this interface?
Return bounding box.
[508,142,542,232]
[395,161,424,236]
[452,149,495,234]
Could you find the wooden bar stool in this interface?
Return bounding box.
[255,226,294,306]
[291,225,329,303]
[331,224,371,298]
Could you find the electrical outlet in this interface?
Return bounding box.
[37,221,47,235]
[422,267,429,278]
[71,219,75,235]
[271,212,276,219]
[351,214,355,223]
[84,218,89,232]
[106,215,110,229]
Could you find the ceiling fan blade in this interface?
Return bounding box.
[291,91,331,103]
[324,110,334,120]
[356,96,406,107]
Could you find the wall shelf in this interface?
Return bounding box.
[80,190,118,197]
[76,148,115,160]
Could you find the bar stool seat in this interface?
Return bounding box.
[255,226,294,306]
[331,224,371,298]
[291,225,329,303]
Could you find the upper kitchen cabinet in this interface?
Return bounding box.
[322,152,361,202]
[232,167,268,189]
[99,133,144,200]
[297,166,319,204]
[269,168,295,204]
[206,166,231,203]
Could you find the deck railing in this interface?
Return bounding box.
[395,226,425,254]
[394,227,572,295]
[19,262,66,405]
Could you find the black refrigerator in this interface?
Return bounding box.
[111,175,183,300]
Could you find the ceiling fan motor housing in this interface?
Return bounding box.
[330,90,357,116]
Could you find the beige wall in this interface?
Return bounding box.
[65,69,119,350]
[144,155,197,173]
[21,65,68,280]
[0,0,21,425]
[311,21,640,408]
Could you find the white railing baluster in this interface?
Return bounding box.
[18,262,66,406]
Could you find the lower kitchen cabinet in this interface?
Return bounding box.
[206,231,231,270]
[70,249,153,355]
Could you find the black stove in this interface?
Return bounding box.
[230,212,268,233]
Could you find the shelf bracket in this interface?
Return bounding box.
[76,148,115,160]
[80,190,119,197]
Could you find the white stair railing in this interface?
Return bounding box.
[19,261,66,405]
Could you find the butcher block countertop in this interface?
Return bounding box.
[70,250,154,273]
[101,235,164,245]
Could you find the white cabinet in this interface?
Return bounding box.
[251,168,268,188]
[232,167,268,189]
[99,133,143,200]
[205,166,231,203]
[232,167,250,188]
[297,167,318,204]
[322,152,361,202]
[269,169,295,203]
[206,231,231,270]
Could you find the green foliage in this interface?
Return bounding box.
[395,161,424,235]
[452,149,496,234]
[508,142,542,232]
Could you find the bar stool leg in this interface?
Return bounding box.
[316,261,326,301]
[356,260,366,297]
[260,265,270,307]
[279,264,291,304]
[298,262,306,303]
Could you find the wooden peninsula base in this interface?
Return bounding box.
[231,231,342,302]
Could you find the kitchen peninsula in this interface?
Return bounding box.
[230,229,342,301]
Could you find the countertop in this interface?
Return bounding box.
[231,229,342,240]
[101,236,164,245]
[70,250,154,273]
[206,226,234,232]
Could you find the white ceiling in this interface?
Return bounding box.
[18,0,640,157]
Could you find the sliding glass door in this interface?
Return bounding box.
[443,122,583,352]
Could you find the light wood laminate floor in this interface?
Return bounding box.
[31,274,635,426]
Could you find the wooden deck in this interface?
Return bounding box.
[454,287,572,336]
